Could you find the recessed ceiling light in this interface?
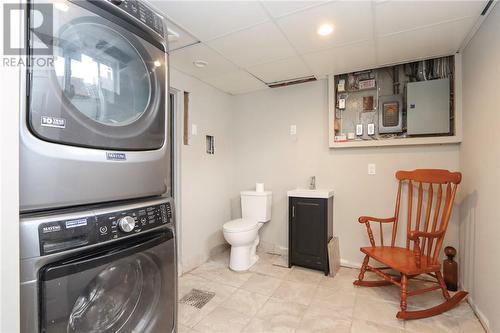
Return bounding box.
[193,60,208,68]
[317,24,334,36]
[154,60,161,67]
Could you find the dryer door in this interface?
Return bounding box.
[28,0,166,151]
[39,229,175,333]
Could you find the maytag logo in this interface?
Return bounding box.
[41,116,66,128]
[106,152,127,161]
[42,225,61,233]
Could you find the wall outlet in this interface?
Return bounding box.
[334,135,347,142]
[368,163,376,175]
[338,98,346,109]
[356,124,363,136]
[367,123,375,136]
[290,125,297,135]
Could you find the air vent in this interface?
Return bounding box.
[267,76,317,88]
[481,0,493,15]
[180,289,215,309]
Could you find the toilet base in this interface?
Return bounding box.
[229,246,258,271]
[226,223,264,271]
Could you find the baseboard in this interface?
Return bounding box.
[340,259,362,269]
[467,297,492,333]
[181,243,230,275]
[209,243,230,258]
[260,242,288,256]
[181,253,209,274]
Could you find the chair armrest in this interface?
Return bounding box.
[357,216,396,247]
[408,230,444,240]
[358,216,396,224]
[408,230,445,268]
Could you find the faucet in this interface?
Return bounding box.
[309,176,316,190]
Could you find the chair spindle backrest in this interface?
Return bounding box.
[393,169,461,265]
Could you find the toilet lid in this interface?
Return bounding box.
[223,219,258,232]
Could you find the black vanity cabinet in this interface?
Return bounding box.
[288,196,333,275]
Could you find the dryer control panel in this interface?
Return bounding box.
[37,200,173,256]
[109,0,164,37]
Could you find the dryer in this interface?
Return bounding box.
[21,0,170,212]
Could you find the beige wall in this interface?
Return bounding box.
[232,80,461,266]
[460,3,500,332]
[170,68,234,272]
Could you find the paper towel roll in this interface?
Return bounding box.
[256,183,264,192]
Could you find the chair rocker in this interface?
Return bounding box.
[353,169,468,320]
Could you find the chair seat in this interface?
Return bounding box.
[361,246,441,275]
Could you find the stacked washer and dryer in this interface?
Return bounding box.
[19,1,176,332]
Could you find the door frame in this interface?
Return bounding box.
[169,88,183,276]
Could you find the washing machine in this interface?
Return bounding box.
[20,197,177,333]
[21,0,170,212]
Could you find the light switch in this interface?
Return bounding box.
[356,124,363,136]
[290,125,297,136]
[191,124,198,136]
[368,163,376,175]
[367,123,375,136]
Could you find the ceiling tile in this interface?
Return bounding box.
[276,1,373,54]
[203,70,267,95]
[165,20,198,52]
[207,22,296,68]
[169,44,238,80]
[261,1,327,18]
[302,41,376,76]
[247,56,313,83]
[376,17,476,66]
[375,0,486,36]
[153,1,269,41]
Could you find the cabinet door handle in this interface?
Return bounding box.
[292,206,295,218]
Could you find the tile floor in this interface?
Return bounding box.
[178,250,485,333]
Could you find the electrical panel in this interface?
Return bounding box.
[407,78,450,135]
[332,56,454,144]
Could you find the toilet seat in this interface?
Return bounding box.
[223,219,258,233]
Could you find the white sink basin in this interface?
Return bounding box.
[287,189,334,199]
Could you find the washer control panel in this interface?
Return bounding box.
[38,200,173,256]
[95,203,170,242]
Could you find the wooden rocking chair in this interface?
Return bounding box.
[353,169,467,320]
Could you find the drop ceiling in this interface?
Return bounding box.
[153,0,488,95]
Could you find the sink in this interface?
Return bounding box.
[287,189,334,199]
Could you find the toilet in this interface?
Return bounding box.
[223,190,272,271]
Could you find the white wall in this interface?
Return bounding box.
[460,3,500,332]
[232,80,461,266]
[170,68,234,272]
[0,4,20,331]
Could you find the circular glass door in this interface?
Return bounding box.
[54,22,151,126]
[28,2,166,151]
[67,254,161,333]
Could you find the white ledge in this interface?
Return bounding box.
[287,189,334,199]
[329,135,462,149]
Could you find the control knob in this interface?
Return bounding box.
[110,0,123,5]
[118,216,135,232]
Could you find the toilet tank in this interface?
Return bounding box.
[241,191,272,222]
